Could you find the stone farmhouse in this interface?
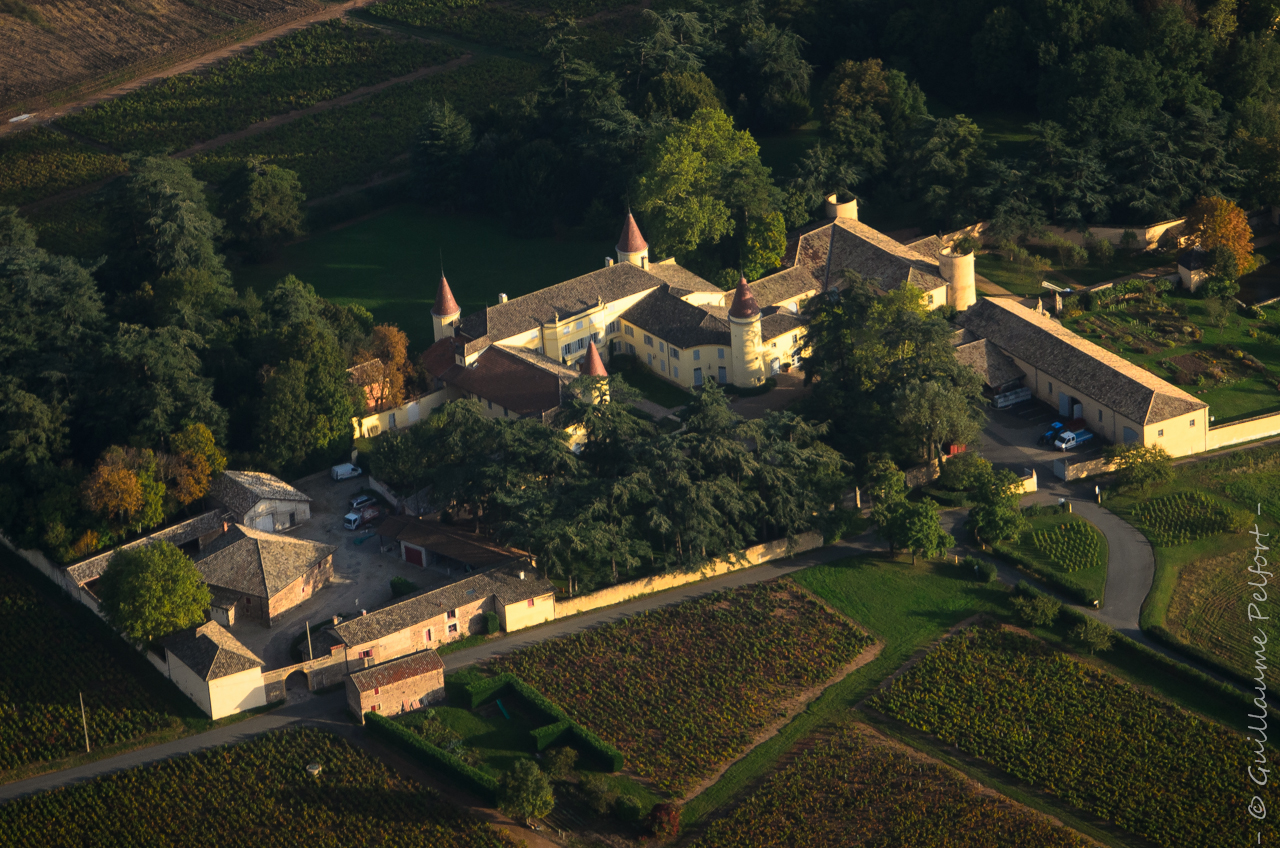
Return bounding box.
[158,621,266,720]
[419,198,980,416]
[208,470,311,532]
[345,649,445,723]
[197,524,335,628]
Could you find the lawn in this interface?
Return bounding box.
[683,556,1008,823]
[690,722,1090,848]
[1062,288,1280,424]
[1106,444,1280,680]
[0,547,210,778]
[999,512,1108,604]
[869,626,1270,848]
[491,581,875,795]
[235,204,614,352]
[0,728,512,848]
[607,353,695,409]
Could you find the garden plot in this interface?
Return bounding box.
[0,728,512,848]
[690,723,1090,848]
[492,581,876,795]
[868,626,1271,848]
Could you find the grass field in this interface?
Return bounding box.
[235,204,614,351]
[690,722,1090,848]
[1063,289,1280,423]
[869,626,1270,848]
[1003,512,1108,603]
[0,728,513,848]
[492,581,874,795]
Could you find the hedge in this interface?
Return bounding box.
[365,712,499,802]
[450,671,624,771]
[992,544,1095,606]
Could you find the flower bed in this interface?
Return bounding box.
[0,728,513,847]
[690,723,1089,848]
[869,626,1270,848]
[491,581,874,794]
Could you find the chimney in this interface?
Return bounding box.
[222,521,229,533]
[605,257,614,267]
[332,614,340,625]
[498,293,508,303]
[361,609,367,616]
[519,571,525,580]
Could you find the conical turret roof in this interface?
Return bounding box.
[432,274,460,317]
[728,276,761,319]
[617,210,648,253]
[581,340,608,377]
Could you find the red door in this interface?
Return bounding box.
[403,545,423,566]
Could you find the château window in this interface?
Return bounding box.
[575,320,583,330]
[644,334,653,346]
[447,610,457,620]
[625,325,634,337]
[1157,429,1164,437]
[693,350,700,361]
[673,366,679,379]
[658,341,665,352]
[670,348,680,360]
[607,320,620,335]
[448,623,458,634]
[718,348,725,359]
[659,360,666,373]
[1190,419,1196,426]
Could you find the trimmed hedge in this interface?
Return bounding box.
[450,671,624,771]
[365,712,498,802]
[992,544,1094,606]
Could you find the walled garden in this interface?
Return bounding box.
[689,723,1090,848]
[868,626,1268,848]
[491,581,875,795]
[0,727,512,847]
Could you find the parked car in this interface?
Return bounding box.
[349,493,376,511]
[344,505,383,531]
[1053,429,1095,451]
[1038,422,1065,445]
[331,463,362,481]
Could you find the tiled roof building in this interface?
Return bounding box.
[208,471,311,532]
[196,524,335,626]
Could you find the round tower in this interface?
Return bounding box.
[616,210,650,267]
[824,192,859,221]
[431,274,461,342]
[939,245,976,312]
[728,277,765,388]
[580,340,610,404]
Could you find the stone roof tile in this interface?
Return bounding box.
[196,524,334,599]
[161,621,262,682]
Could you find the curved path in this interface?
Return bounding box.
[1067,499,1154,635]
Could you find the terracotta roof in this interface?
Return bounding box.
[349,649,444,693]
[644,261,722,295]
[440,345,564,416]
[455,263,660,344]
[957,299,1207,425]
[421,338,458,378]
[333,565,552,648]
[617,210,648,253]
[195,524,335,599]
[581,340,608,376]
[621,286,732,348]
[750,266,821,309]
[208,471,309,517]
[954,338,1026,390]
[433,274,460,317]
[729,278,761,319]
[160,621,262,682]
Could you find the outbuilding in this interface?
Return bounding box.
[196,524,335,626]
[208,471,312,532]
[158,621,266,720]
[346,649,445,723]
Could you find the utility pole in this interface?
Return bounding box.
[80,692,90,753]
[306,621,313,661]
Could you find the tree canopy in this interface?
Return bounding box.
[96,541,212,643]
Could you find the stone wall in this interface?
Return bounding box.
[267,555,334,624]
[554,531,823,618]
[1207,411,1280,451]
[1053,455,1118,481]
[347,668,445,724]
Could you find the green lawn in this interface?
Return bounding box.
[975,248,1173,295]
[1062,290,1280,424]
[683,556,1008,823]
[235,204,613,353]
[608,354,695,409]
[1002,513,1108,605]
[974,252,1049,296]
[756,123,820,180]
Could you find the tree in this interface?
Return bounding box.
[82,455,145,524]
[1011,594,1061,627]
[222,158,305,252]
[96,541,211,642]
[936,450,992,492]
[898,115,989,227]
[886,499,954,564]
[498,759,555,824]
[864,453,906,550]
[362,324,411,411]
[781,142,859,228]
[1070,617,1115,654]
[1105,443,1174,494]
[968,468,1027,544]
[820,58,927,175]
[1184,195,1254,276]
[414,100,474,203]
[892,379,983,461]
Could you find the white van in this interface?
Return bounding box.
[331,463,362,481]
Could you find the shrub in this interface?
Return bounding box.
[962,556,998,583]
[543,746,578,779]
[1085,235,1114,267]
[484,611,501,635]
[1070,618,1115,655]
[614,794,644,823]
[389,576,419,598]
[1010,594,1061,627]
[581,773,612,815]
[1119,229,1138,250]
[648,802,681,840]
[936,451,992,492]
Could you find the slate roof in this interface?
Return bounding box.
[954,338,1026,390]
[761,310,806,342]
[904,234,946,262]
[644,261,723,295]
[160,621,262,682]
[750,266,821,309]
[333,565,552,648]
[65,509,225,586]
[622,286,731,348]
[208,471,309,517]
[790,218,947,294]
[440,344,566,416]
[349,649,445,693]
[957,299,1206,425]
[1178,247,1209,271]
[196,524,335,599]
[456,263,660,344]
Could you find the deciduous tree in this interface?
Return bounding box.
[1184,195,1254,276]
[96,541,211,643]
[498,759,555,824]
